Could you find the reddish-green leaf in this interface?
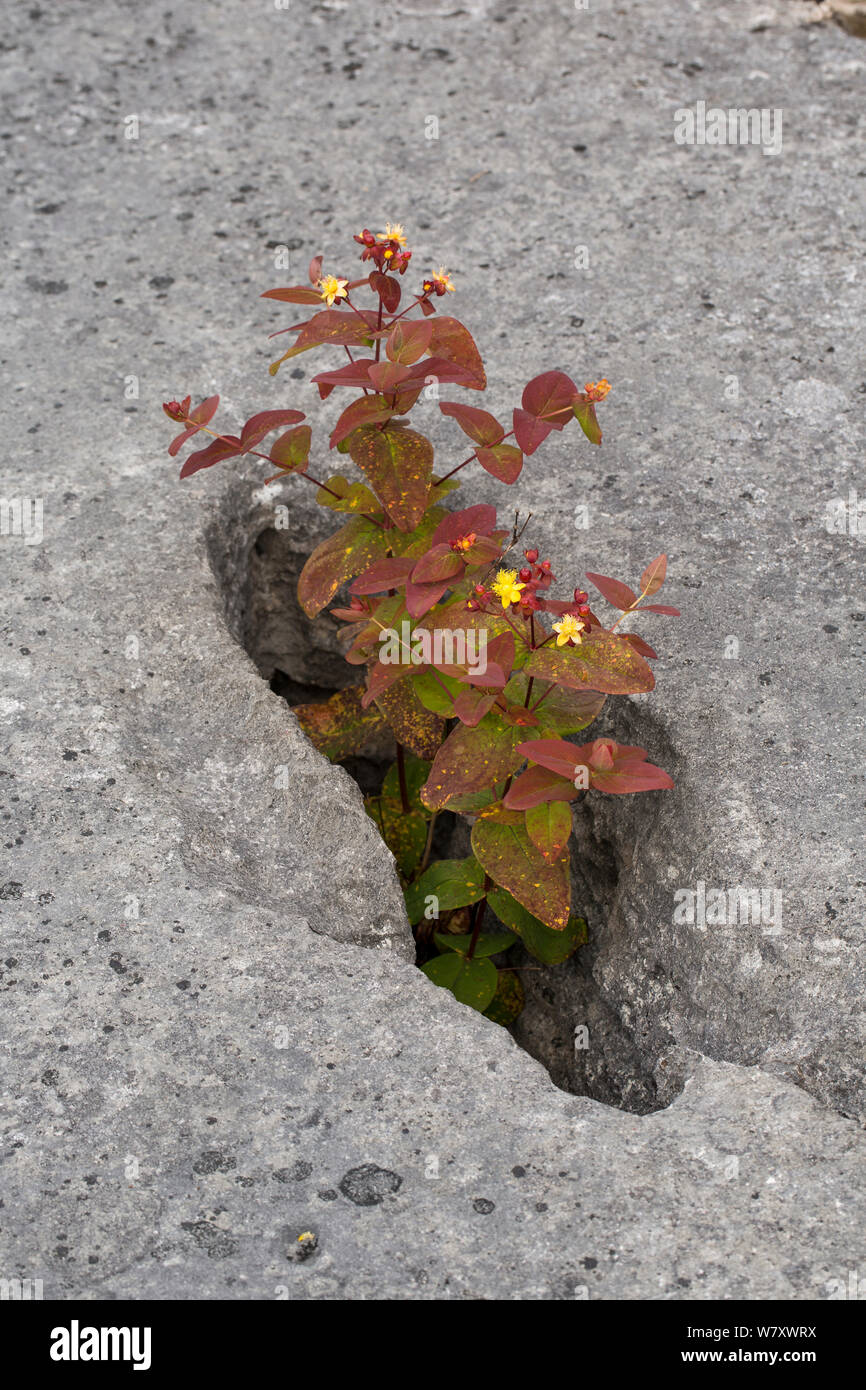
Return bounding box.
[503,673,605,734]
[241,409,306,453]
[573,399,602,445]
[426,316,486,389]
[439,400,504,447]
[297,516,388,618]
[269,424,312,473]
[386,318,433,365]
[476,443,523,483]
[375,680,445,760]
[487,887,588,965]
[261,285,323,304]
[471,804,571,932]
[312,359,375,390]
[525,800,572,862]
[294,686,386,761]
[331,394,394,448]
[316,474,379,513]
[421,714,524,810]
[524,633,655,695]
[642,604,681,616]
[640,553,667,596]
[295,308,378,351]
[348,423,434,532]
[515,737,582,780]
[585,571,638,611]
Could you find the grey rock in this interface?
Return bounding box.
[0,0,863,1300]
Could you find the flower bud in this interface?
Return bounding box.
[524,548,539,563]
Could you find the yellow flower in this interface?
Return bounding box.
[434,266,455,292]
[298,1231,316,1243]
[318,275,348,306]
[584,378,611,402]
[377,222,407,246]
[491,568,525,609]
[552,614,586,646]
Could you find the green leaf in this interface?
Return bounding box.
[365,797,428,879]
[293,686,387,761]
[483,969,525,1026]
[297,517,387,618]
[316,474,379,513]
[382,754,432,814]
[525,800,572,862]
[503,673,605,735]
[411,668,461,716]
[433,929,517,958]
[421,953,498,1012]
[573,399,602,445]
[487,887,588,965]
[524,634,655,696]
[471,805,571,932]
[403,856,486,926]
[348,422,434,532]
[421,713,524,810]
[269,424,311,473]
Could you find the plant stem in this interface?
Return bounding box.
[418,811,438,876]
[524,674,534,708]
[465,889,488,961]
[396,741,410,814]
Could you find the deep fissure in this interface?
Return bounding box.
[210,496,685,1115]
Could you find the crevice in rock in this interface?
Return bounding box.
[207,487,688,1116]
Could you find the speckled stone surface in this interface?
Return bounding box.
[1,0,863,1298]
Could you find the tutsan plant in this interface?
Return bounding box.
[164,222,678,1026]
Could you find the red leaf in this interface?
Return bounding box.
[524,635,655,696]
[622,632,658,660]
[386,318,433,365]
[504,765,577,810]
[261,285,323,304]
[350,557,414,594]
[476,443,523,484]
[368,360,412,394]
[312,359,375,389]
[404,355,479,388]
[430,504,498,547]
[512,407,553,456]
[330,394,394,448]
[640,553,667,596]
[410,543,464,585]
[241,409,306,453]
[516,738,581,780]
[425,316,486,389]
[295,309,379,351]
[452,687,498,727]
[179,434,242,479]
[585,571,638,610]
[405,577,452,619]
[642,604,681,616]
[362,658,413,709]
[370,271,401,313]
[522,371,579,425]
[439,400,504,447]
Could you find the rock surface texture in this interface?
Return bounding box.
[1,0,863,1298]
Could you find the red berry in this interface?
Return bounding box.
[524,548,539,563]
[540,559,551,572]
[519,566,532,582]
